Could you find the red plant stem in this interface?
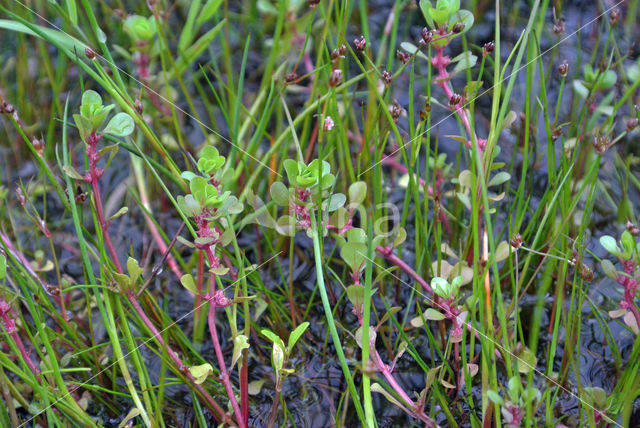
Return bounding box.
[370,342,435,426]
[195,251,204,318]
[0,233,52,295]
[86,135,231,424]
[87,137,122,274]
[241,351,249,427]
[126,291,232,425]
[376,246,433,294]
[138,189,182,280]
[630,305,640,332]
[375,350,415,406]
[11,330,39,376]
[433,45,477,148]
[204,249,245,428]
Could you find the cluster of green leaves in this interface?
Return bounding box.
[599,230,639,265]
[177,147,242,220]
[260,322,310,389]
[123,15,157,44]
[487,377,541,428]
[73,90,134,140]
[574,64,617,97]
[419,0,473,46]
[431,276,464,300]
[269,159,344,236]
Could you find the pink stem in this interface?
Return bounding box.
[376,246,433,294]
[204,248,245,428]
[126,291,232,425]
[10,330,39,376]
[433,47,474,142]
[0,233,52,294]
[86,133,231,424]
[87,135,122,274]
[139,191,183,280]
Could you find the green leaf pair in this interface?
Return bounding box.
[419,0,473,46]
[260,322,310,381]
[197,146,226,176]
[74,90,134,139]
[600,231,637,259]
[123,15,157,43]
[283,159,335,190]
[431,275,463,300]
[420,0,460,28]
[582,64,617,92]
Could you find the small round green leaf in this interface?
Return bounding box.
[103,112,135,137]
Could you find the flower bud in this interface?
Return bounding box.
[338,44,347,56]
[580,265,594,283]
[85,47,97,60]
[553,19,565,35]
[452,22,465,34]
[389,101,404,123]
[1,102,14,114]
[609,8,620,25]
[381,70,392,87]
[449,93,462,107]
[626,220,639,236]
[309,0,320,7]
[627,118,638,133]
[329,69,343,87]
[32,137,45,157]
[354,35,366,51]
[396,50,410,64]
[421,27,433,45]
[592,135,608,154]
[558,60,569,78]
[323,116,335,132]
[482,41,495,57]
[510,233,522,250]
[135,99,144,114]
[285,72,298,84]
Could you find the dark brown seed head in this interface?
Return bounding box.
[309,0,320,7]
[580,265,594,283]
[338,44,347,56]
[396,50,410,64]
[452,22,465,34]
[482,41,495,57]
[449,93,462,107]
[421,27,433,45]
[381,70,392,86]
[510,233,523,250]
[85,47,97,60]
[558,60,569,78]
[134,99,144,114]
